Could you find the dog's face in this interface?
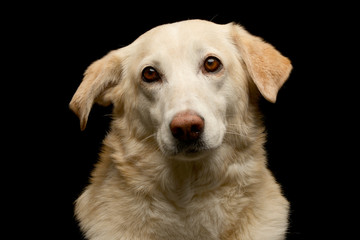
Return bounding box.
[133,21,243,160]
[70,20,291,161]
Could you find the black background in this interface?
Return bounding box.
[6,2,356,239]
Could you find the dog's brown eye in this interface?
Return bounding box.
[204,56,222,73]
[142,66,161,83]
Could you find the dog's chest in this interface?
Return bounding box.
[144,193,227,240]
[111,162,247,239]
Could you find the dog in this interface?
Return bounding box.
[70,19,292,240]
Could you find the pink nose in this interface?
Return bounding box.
[169,111,204,142]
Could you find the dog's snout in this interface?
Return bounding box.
[170,111,204,142]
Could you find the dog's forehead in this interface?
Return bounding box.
[131,20,231,55]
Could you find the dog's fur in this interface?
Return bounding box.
[70,20,292,240]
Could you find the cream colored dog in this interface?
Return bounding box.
[70,19,292,240]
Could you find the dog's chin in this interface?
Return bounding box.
[161,142,215,161]
[173,148,213,161]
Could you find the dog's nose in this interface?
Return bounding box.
[170,111,204,142]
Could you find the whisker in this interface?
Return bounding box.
[226,123,245,127]
[139,133,157,143]
[225,131,246,137]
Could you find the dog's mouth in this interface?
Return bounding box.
[178,141,205,153]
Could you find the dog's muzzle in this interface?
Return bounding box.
[168,110,209,156]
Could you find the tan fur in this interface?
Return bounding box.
[70,20,292,240]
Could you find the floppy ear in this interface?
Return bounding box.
[69,50,123,130]
[231,23,292,103]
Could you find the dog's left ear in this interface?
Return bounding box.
[231,23,292,103]
[69,50,124,130]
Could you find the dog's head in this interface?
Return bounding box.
[70,20,292,161]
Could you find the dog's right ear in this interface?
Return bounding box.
[69,50,124,131]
